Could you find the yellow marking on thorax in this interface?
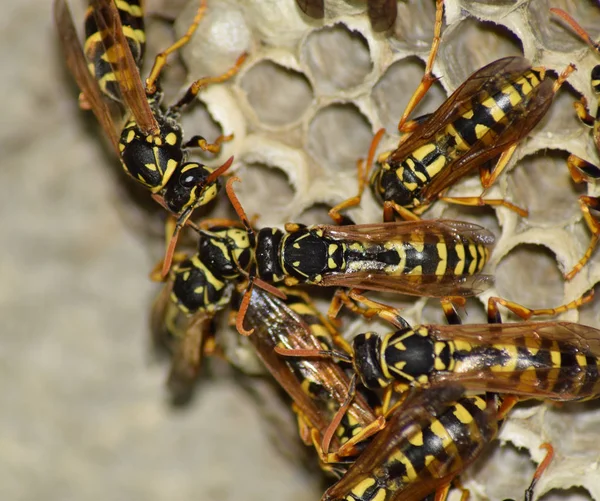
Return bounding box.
[429,419,454,449]
[474,123,490,140]
[435,243,448,276]
[445,123,470,151]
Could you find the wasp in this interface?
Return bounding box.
[222,177,494,335]
[277,289,594,427]
[548,7,600,280]
[150,221,252,401]
[330,0,575,223]
[54,0,246,274]
[242,286,387,475]
[321,384,554,501]
[321,385,505,501]
[295,0,398,32]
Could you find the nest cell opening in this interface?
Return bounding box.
[495,244,564,313]
[371,56,446,132]
[307,102,373,175]
[302,23,372,95]
[240,60,313,126]
[438,18,523,90]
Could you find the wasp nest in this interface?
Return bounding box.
[25,0,600,500]
[171,0,600,499]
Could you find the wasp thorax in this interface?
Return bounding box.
[373,164,421,208]
[198,228,251,279]
[119,118,183,192]
[163,163,219,213]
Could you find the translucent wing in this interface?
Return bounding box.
[316,220,494,297]
[429,321,600,400]
[244,288,377,441]
[54,0,120,153]
[319,219,495,247]
[323,386,499,501]
[386,57,555,201]
[90,0,159,135]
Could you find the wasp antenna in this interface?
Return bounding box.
[226,176,253,230]
[551,8,600,52]
[206,155,234,186]
[321,374,357,456]
[236,283,255,336]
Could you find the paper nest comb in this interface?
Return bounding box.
[156,0,600,499]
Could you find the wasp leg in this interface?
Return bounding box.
[145,0,207,93]
[329,288,410,330]
[437,195,528,217]
[486,291,593,322]
[170,52,248,111]
[329,128,386,224]
[574,95,596,127]
[565,196,600,280]
[383,200,422,222]
[567,154,600,182]
[396,0,444,131]
[328,414,386,459]
[184,133,234,154]
[523,444,554,501]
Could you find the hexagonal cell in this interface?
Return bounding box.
[537,0,600,54]
[231,162,295,226]
[240,60,314,126]
[302,23,372,94]
[508,150,584,228]
[371,56,446,131]
[390,0,437,53]
[307,102,373,175]
[438,17,523,89]
[495,244,564,312]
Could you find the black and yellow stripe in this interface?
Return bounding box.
[322,386,502,501]
[84,0,145,102]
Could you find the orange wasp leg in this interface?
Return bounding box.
[145,0,207,93]
[486,290,593,323]
[329,128,386,224]
[396,0,444,131]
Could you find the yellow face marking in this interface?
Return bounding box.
[454,244,465,275]
[436,243,448,276]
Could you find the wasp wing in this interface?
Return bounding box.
[386,57,555,200]
[244,288,377,441]
[316,220,494,297]
[54,0,120,153]
[90,0,159,135]
[323,386,499,501]
[429,321,600,400]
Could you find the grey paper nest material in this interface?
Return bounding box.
[7,0,600,500]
